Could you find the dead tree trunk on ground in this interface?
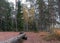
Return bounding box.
[0,33,27,43]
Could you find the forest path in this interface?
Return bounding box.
[0,32,60,43]
[24,32,60,43]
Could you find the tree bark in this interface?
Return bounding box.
[0,33,26,43]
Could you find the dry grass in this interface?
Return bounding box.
[43,28,60,41]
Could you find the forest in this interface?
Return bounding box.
[0,0,60,32]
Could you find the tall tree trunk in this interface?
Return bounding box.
[38,0,45,31]
[58,0,60,20]
[48,0,56,28]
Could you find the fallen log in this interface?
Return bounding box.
[0,33,27,43]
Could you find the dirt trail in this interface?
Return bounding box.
[0,32,19,41]
[24,32,60,43]
[0,32,60,43]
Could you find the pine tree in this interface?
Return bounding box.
[0,0,11,31]
[37,0,57,31]
[17,0,24,31]
[37,0,46,31]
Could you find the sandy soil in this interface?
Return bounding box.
[0,32,60,43]
[24,32,60,43]
[0,32,19,41]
